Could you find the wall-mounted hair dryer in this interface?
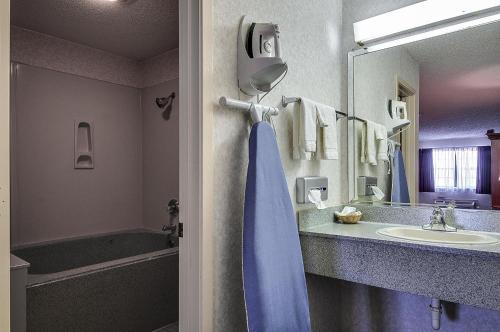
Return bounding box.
[237,16,288,96]
[387,99,411,135]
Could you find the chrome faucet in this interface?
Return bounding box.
[444,201,456,226]
[422,206,457,232]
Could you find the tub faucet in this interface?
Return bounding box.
[422,206,457,232]
[162,199,179,234]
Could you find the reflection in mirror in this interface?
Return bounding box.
[351,20,500,211]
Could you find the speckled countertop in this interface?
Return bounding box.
[298,206,500,311]
[300,221,500,259]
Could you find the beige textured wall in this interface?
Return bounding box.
[0,1,10,329]
[212,0,343,329]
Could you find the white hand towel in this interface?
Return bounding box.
[362,120,378,165]
[361,120,388,165]
[315,103,338,160]
[375,124,389,162]
[293,97,326,160]
[292,103,313,160]
[300,98,320,153]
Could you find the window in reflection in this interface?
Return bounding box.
[432,147,477,192]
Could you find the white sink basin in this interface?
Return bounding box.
[377,226,500,245]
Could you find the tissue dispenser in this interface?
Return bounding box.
[296,177,328,203]
[358,176,377,196]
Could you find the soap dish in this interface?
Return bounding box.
[335,212,362,224]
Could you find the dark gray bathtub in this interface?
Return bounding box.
[12,230,179,332]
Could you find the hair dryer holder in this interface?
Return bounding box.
[237,15,288,96]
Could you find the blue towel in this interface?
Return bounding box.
[243,122,311,332]
[391,148,410,203]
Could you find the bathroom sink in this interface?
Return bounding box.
[376,226,500,245]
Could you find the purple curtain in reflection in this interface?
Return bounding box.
[476,146,491,194]
[419,149,435,192]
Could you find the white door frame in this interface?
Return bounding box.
[0,1,10,330]
[179,0,213,331]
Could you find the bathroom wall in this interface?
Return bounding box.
[142,79,179,231]
[11,64,143,246]
[212,0,343,329]
[353,47,419,198]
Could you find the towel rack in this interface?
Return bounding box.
[219,96,279,123]
[281,95,354,121]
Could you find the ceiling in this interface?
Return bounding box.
[11,0,178,60]
[404,20,500,142]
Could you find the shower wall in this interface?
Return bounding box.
[11,26,141,87]
[10,28,179,247]
[11,64,143,246]
[142,79,179,231]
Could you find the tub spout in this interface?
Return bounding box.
[162,224,177,233]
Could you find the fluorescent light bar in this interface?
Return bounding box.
[354,0,500,45]
[366,11,500,52]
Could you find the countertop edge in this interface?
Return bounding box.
[299,228,500,259]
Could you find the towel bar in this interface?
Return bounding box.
[281,95,350,120]
[219,96,279,123]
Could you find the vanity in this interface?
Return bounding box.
[303,3,500,321]
[299,206,500,312]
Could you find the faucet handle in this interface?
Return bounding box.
[430,206,445,225]
[432,206,443,215]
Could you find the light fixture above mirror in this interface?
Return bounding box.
[354,0,500,52]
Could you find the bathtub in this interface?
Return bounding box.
[11,230,179,332]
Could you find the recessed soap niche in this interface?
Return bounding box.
[74,120,94,169]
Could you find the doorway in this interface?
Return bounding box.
[9,1,182,331]
[397,78,418,204]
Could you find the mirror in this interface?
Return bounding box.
[350,20,500,211]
